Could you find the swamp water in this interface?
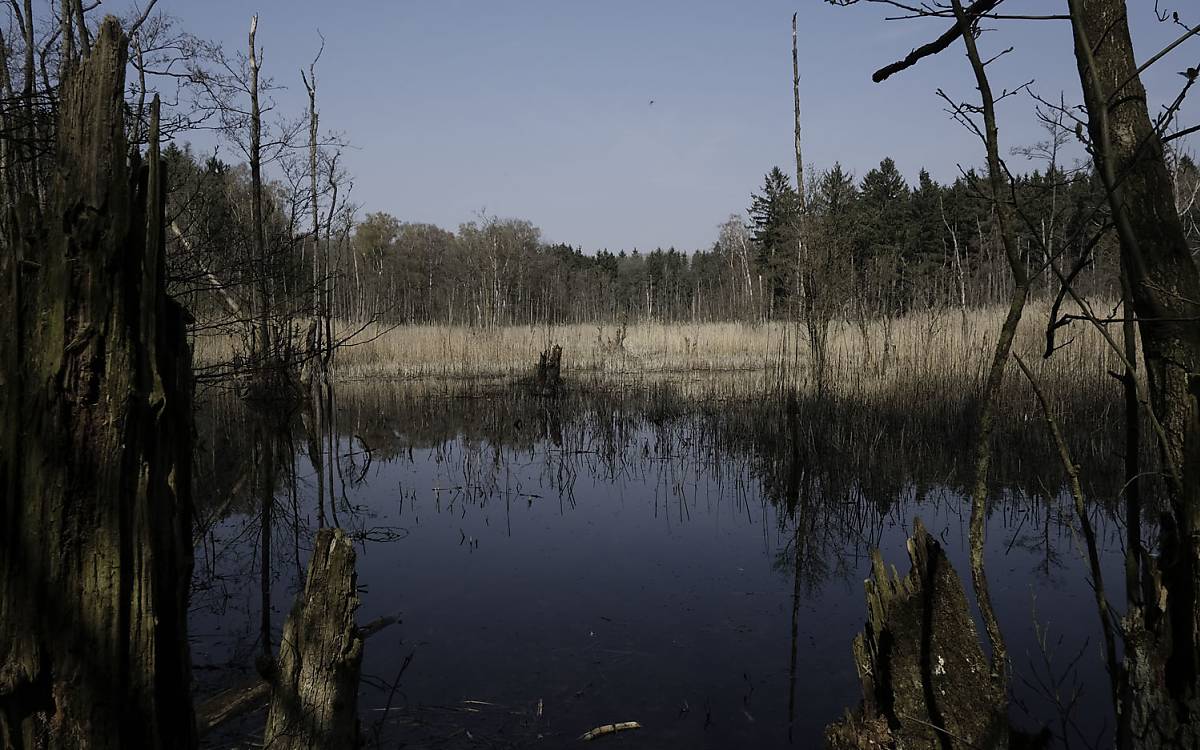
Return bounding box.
[191,378,1127,749]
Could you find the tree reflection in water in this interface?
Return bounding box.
[191,376,1137,748]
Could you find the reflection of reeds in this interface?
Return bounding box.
[191,373,1128,746]
[192,371,1138,631]
[315,366,1129,503]
[194,304,1121,408]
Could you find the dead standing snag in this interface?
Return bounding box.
[0,17,196,750]
[825,520,1009,750]
[263,527,365,749]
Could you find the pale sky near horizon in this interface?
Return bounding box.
[153,0,1198,253]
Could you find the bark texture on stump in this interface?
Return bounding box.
[263,527,363,749]
[0,18,195,750]
[195,615,394,739]
[825,520,1008,750]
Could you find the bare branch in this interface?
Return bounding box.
[861,0,1003,83]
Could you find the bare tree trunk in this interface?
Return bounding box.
[941,195,969,334]
[791,15,806,212]
[1068,2,1200,744]
[72,0,90,57]
[59,0,73,77]
[303,56,322,356]
[949,0,1034,695]
[0,29,13,208]
[21,0,33,114]
[322,157,342,366]
[739,233,754,314]
[0,20,195,749]
[243,23,281,661]
[1119,274,1143,620]
[248,15,270,366]
[792,13,829,394]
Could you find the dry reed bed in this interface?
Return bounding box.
[192,303,1119,399]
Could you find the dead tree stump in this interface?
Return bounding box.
[533,344,563,395]
[263,528,364,749]
[0,18,196,750]
[825,519,1009,750]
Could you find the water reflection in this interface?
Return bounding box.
[191,378,1132,748]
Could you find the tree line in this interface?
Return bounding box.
[164,141,1200,331]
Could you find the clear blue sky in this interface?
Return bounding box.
[157,0,1197,252]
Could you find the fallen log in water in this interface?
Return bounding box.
[195,681,271,738]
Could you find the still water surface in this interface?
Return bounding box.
[191,382,1123,748]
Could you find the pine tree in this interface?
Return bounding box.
[857,158,911,316]
[749,167,801,310]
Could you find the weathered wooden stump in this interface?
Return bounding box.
[825,519,1009,750]
[263,528,364,749]
[194,615,396,740]
[533,344,563,396]
[0,18,196,750]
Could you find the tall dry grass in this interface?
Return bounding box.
[192,303,1123,405]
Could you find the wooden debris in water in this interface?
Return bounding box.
[579,721,642,741]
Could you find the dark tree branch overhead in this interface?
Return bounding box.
[838,0,1006,82]
[1165,122,1200,142]
[128,0,160,37]
[828,0,1061,22]
[1121,19,1200,95]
